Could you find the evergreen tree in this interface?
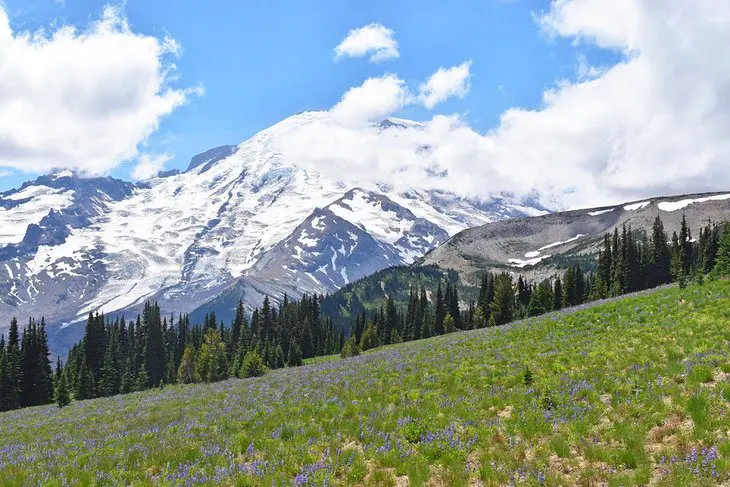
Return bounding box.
[434,283,446,335]
[177,345,197,384]
[54,370,71,408]
[75,359,94,400]
[120,359,135,394]
[135,364,149,392]
[489,273,514,327]
[196,329,228,383]
[340,336,360,358]
[528,279,554,317]
[443,313,457,334]
[553,277,563,310]
[142,302,166,389]
[472,306,487,329]
[712,224,730,277]
[287,343,303,367]
[359,323,380,351]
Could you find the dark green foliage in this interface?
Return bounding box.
[712,224,730,277]
[54,370,70,408]
[143,302,166,389]
[523,367,534,387]
[528,279,554,317]
[287,344,303,367]
[489,273,514,327]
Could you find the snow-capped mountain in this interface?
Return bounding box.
[0,111,552,350]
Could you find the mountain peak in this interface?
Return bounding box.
[186,145,238,172]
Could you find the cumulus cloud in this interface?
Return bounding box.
[418,61,472,109]
[0,5,198,176]
[279,0,730,210]
[334,23,399,63]
[330,74,412,125]
[132,153,173,180]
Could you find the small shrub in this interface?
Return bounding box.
[341,337,361,359]
[523,367,534,387]
[401,421,427,444]
[239,351,266,378]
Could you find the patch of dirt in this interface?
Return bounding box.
[427,465,447,487]
[362,461,397,486]
[498,405,513,420]
[395,476,409,487]
[646,414,694,453]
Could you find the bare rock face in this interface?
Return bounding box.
[421,193,730,286]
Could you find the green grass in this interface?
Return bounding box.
[2,280,730,485]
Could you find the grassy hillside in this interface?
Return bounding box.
[2,281,730,486]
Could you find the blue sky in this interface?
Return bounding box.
[0,0,619,192]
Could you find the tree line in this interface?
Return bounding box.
[342,217,730,355]
[1,294,343,411]
[1,215,729,411]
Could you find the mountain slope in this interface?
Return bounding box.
[421,191,730,285]
[311,191,730,330]
[0,111,551,349]
[3,280,729,485]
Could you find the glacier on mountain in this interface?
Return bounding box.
[0,112,553,351]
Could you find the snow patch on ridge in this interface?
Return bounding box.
[509,255,551,268]
[588,208,615,216]
[657,194,730,212]
[624,201,652,211]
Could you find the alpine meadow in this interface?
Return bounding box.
[2,1,730,486]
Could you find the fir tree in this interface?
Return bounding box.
[359,323,380,351]
[287,343,303,367]
[340,336,360,358]
[434,283,446,335]
[142,302,166,389]
[489,273,514,327]
[712,224,730,277]
[54,370,71,408]
[443,313,457,334]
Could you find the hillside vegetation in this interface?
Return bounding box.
[1,280,730,485]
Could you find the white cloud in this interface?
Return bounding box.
[330,74,412,125]
[275,0,730,210]
[492,0,730,208]
[0,5,198,176]
[132,153,172,180]
[334,23,399,63]
[418,61,472,109]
